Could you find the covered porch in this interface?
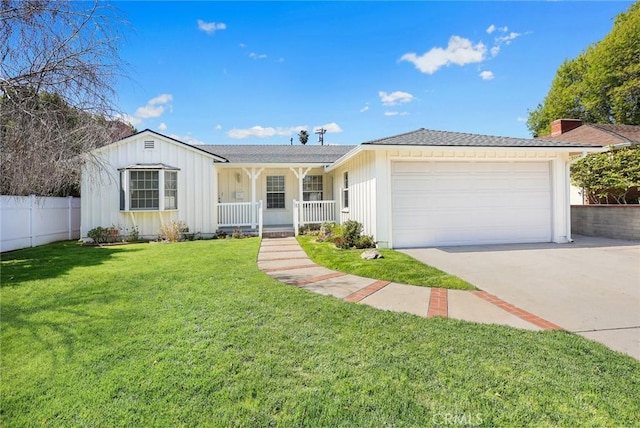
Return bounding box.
[216,165,339,236]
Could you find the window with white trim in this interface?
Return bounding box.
[119,166,179,211]
[130,171,159,209]
[303,175,323,201]
[342,171,349,209]
[164,171,177,210]
[266,175,285,209]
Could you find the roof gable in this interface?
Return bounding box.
[363,128,604,148]
[96,129,228,162]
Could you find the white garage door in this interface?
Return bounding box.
[391,161,552,248]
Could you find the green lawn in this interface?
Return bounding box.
[2,240,639,427]
[297,235,475,290]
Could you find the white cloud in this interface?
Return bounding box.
[517,117,527,122]
[379,91,414,106]
[215,124,222,131]
[480,70,494,80]
[158,122,167,131]
[495,32,522,45]
[314,123,343,134]
[486,24,496,34]
[360,105,369,113]
[239,43,246,48]
[169,134,207,145]
[384,111,409,116]
[197,19,227,34]
[117,94,173,126]
[134,93,173,119]
[491,46,500,57]
[115,113,142,127]
[249,52,267,60]
[400,36,487,75]
[227,125,307,139]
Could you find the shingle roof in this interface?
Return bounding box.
[195,144,355,164]
[362,128,604,148]
[545,124,640,146]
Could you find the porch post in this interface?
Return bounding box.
[244,167,264,229]
[290,167,311,226]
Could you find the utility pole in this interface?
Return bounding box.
[315,128,326,145]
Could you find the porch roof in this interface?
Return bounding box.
[195,144,355,164]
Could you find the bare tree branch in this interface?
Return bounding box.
[0,0,132,196]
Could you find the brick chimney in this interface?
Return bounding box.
[550,119,583,136]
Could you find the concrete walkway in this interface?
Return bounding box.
[258,237,566,333]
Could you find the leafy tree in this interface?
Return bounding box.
[528,2,640,136]
[298,129,309,145]
[571,146,640,204]
[0,0,129,196]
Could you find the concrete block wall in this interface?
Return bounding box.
[571,205,640,240]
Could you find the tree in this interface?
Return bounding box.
[528,2,640,136]
[0,0,129,196]
[571,146,640,204]
[298,129,309,145]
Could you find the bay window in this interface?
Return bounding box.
[119,164,179,211]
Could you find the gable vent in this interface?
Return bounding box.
[144,140,155,149]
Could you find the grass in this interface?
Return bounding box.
[2,239,639,427]
[297,235,475,290]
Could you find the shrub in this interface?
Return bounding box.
[355,235,376,249]
[342,220,363,248]
[160,220,187,242]
[87,226,119,244]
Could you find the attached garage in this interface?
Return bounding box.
[391,161,552,247]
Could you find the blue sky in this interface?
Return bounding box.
[114,1,633,145]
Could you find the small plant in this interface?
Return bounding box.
[231,229,246,239]
[160,220,187,242]
[317,222,340,243]
[125,225,140,242]
[213,229,228,239]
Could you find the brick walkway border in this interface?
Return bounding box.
[344,280,390,303]
[293,272,346,287]
[261,264,318,273]
[472,291,563,330]
[427,288,448,318]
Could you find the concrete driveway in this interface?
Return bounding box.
[401,235,640,360]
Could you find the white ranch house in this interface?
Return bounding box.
[81,128,604,248]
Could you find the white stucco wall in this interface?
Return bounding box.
[81,132,219,238]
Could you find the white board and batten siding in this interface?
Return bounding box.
[391,161,553,247]
[333,148,571,249]
[81,133,218,238]
[331,150,378,238]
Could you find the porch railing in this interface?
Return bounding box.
[293,200,336,235]
[218,200,263,237]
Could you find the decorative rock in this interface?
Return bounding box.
[361,249,383,260]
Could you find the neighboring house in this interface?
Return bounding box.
[81,128,603,248]
[544,119,640,204]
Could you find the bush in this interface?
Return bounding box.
[342,220,363,248]
[355,235,376,249]
[160,220,187,242]
[87,226,119,244]
[231,229,246,239]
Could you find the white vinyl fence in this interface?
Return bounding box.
[1,195,81,252]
